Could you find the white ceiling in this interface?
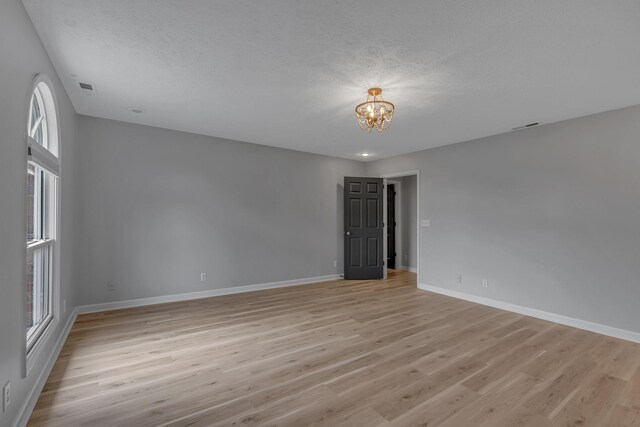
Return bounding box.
[22,0,640,160]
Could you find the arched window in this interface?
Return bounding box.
[26,75,60,358]
[29,86,48,146]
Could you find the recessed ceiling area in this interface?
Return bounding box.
[21,0,640,160]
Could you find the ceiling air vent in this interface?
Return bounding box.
[78,82,97,96]
[511,122,541,131]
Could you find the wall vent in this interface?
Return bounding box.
[78,81,97,96]
[511,122,541,131]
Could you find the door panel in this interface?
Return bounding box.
[367,237,380,267]
[344,177,384,279]
[349,199,362,228]
[349,238,362,267]
[367,182,379,193]
[367,199,379,227]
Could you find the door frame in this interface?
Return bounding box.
[386,179,402,272]
[381,170,420,284]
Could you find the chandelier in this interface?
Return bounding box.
[355,88,395,132]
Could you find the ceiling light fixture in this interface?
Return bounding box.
[129,107,145,114]
[355,88,395,133]
[359,152,371,157]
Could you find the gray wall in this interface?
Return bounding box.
[401,175,417,270]
[366,104,640,333]
[75,116,365,305]
[3,3,640,422]
[0,1,78,426]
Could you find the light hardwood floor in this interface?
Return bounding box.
[29,270,640,426]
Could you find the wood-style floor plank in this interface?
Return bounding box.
[28,270,640,426]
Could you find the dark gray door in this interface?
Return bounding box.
[344,177,384,280]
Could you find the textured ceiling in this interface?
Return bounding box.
[22,0,640,160]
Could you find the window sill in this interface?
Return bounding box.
[25,317,58,377]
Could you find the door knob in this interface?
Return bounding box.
[346,231,351,236]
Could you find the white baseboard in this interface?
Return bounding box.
[77,274,342,314]
[418,283,640,344]
[400,266,417,273]
[14,308,78,427]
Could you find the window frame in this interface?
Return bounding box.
[26,165,56,351]
[22,74,62,377]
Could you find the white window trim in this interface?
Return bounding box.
[26,167,56,353]
[28,136,61,177]
[22,74,62,378]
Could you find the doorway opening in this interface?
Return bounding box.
[382,171,419,285]
[386,181,399,270]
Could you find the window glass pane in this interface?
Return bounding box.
[33,124,44,146]
[30,95,40,132]
[29,90,46,147]
[26,247,50,339]
[27,165,35,242]
[26,250,34,332]
[40,247,50,322]
[40,170,46,239]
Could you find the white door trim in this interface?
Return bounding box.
[380,170,420,284]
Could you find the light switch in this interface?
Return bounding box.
[421,220,431,227]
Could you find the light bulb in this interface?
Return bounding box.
[366,104,373,112]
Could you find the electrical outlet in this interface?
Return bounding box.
[200,273,207,282]
[107,281,116,292]
[333,260,337,268]
[456,274,462,283]
[482,279,488,288]
[3,381,10,412]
